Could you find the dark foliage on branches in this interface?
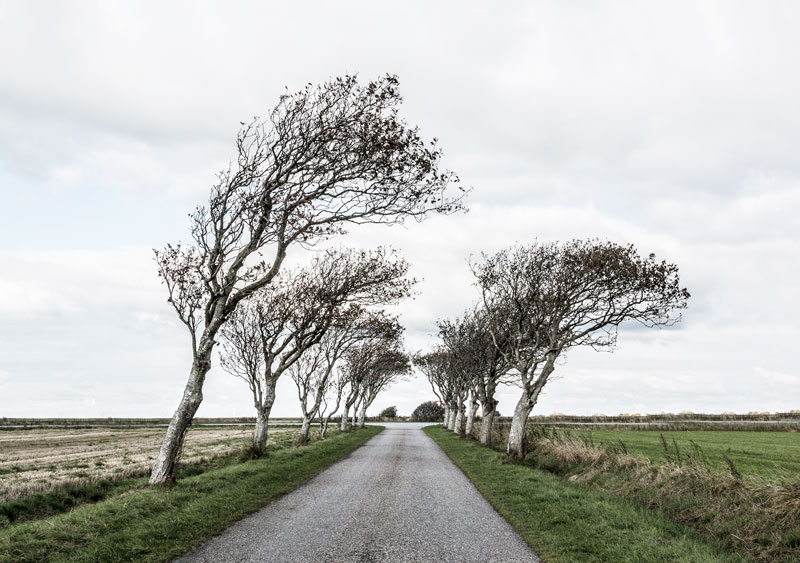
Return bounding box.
[472,239,690,457]
[412,401,445,420]
[149,73,465,484]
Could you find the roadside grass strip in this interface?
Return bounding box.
[0,426,382,563]
[424,426,746,563]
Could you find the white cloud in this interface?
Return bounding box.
[1,2,799,417]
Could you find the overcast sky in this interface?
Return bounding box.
[1,1,798,419]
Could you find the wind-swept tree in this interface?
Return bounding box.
[340,330,408,429]
[414,349,454,427]
[150,74,464,483]
[219,247,412,455]
[290,308,401,444]
[472,240,690,458]
[355,347,410,427]
[443,307,512,444]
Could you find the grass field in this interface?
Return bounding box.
[0,426,382,562]
[569,429,800,478]
[466,422,800,561]
[0,425,297,502]
[425,426,745,562]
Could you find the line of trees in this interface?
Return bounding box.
[420,240,690,458]
[150,74,465,484]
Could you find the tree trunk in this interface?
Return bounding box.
[465,398,479,437]
[506,392,535,458]
[443,406,451,427]
[253,407,271,453]
[479,401,497,446]
[357,403,367,428]
[149,343,212,485]
[299,415,312,444]
[447,403,457,431]
[340,406,350,431]
[252,381,277,453]
[453,404,465,436]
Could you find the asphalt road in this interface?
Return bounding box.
[175,424,540,563]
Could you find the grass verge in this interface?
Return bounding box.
[425,425,746,563]
[0,426,381,563]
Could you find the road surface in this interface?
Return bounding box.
[175,424,540,563]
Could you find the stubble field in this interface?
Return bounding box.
[0,425,294,502]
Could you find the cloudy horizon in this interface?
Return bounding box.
[1,1,798,419]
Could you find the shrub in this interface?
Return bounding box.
[412,401,445,420]
[379,406,398,418]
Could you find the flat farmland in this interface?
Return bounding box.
[0,425,294,501]
[574,429,800,478]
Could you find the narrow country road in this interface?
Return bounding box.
[175,424,540,563]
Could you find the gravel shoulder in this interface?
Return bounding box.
[175,424,539,563]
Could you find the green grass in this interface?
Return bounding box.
[425,426,747,563]
[0,426,381,563]
[573,430,800,477]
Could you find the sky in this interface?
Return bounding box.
[1,1,798,419]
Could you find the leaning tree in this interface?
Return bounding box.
[150,74,464,483]
[472,240,690,458]
[219,247,411,454]
[340,329,408,430]
[413,348,455,427]
[437,316,479,437]
[438,307,512,444]
[289,307,401,444]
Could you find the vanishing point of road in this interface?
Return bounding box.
[175,424,540,563]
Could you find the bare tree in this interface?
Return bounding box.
[150,74,465,483]
[413,349,453,426]
[220,247,412,455]
[290,308,401,444]
[439,307,512,444]
[318,370,347,439]
[472,240,690,458]
[356,348,410,427]
[340,331,409,429]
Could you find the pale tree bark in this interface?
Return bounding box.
[443,406,451,428]
[447,403,458,431]
[252,383,277,452]
[465,395,479,437]
[299,416,312,444]
[150,326,219,484]
[506,360,553,458]
[479,399,497,446]
[506,393,535,458]
[253,408,270,452]
[339,406,350,431]
[453,402,466,436]
[357,402,368,428]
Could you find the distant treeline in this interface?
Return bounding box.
[2,411,799,429]
[525,411,800,423]
[0,417,266,428]
[0,416,440,428]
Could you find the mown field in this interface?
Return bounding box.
[569,429,800,478]
[0,425,296,502]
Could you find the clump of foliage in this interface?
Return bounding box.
[379,406,398,418]
[412,401,445,420]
